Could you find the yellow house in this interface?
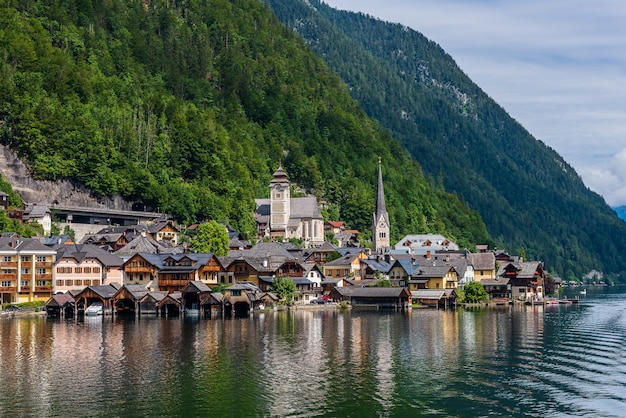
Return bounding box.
[0,237,56,304]
[467,252,496,282]
[408,265,458,290]
[322,251,368,280]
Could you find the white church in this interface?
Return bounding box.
[254,167,325,248]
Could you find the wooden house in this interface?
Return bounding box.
[322,251,368,280]
[111,284,149,316]
[498,261,545,301]
[411,289,457,309]
[330,287,410,309]
[157,292,182,317]
[408,265,458,290]
[45,293,75,318]
[72,283,121,315]
[180,281,212,315]
[138,291,167,315]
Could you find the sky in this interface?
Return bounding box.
[322,0,626,207]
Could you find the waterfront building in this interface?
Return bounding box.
[53,243,124,292]
[392,234,459,255]
[0,237,56,304]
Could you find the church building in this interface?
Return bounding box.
[254,167,325,248]
[372,160,390,253]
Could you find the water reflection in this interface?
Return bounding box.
[1,289,625,417]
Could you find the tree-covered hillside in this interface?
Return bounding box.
[0,0,490,248]
[265,0,626,280]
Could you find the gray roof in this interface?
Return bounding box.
[411,265,455,279]
[55,243,124,267]
[334,287,408,298]
[467,252,496,271]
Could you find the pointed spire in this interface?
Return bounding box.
[375,157,387,217]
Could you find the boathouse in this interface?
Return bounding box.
[45,293,75,318]
[330,287,411,309]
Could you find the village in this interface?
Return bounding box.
[0,165,549,318]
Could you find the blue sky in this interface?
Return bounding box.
[323,0,626,207]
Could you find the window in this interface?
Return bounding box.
[21,268,29,275]
[75,280,82,286]
[2,269,12,274]
[1,281,12,287]
[2,256,12,262]
[36,268,46,275]
[21,280,30,287]
[21,256,30,262]
[75,267,82,273]
[36,256,46,262]
[84,267,91,274]
[93,267,100,273]
[65,280,73,286]
[36,280,47,287]
[231,290,241,297]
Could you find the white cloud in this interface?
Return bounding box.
[323,0,626,205]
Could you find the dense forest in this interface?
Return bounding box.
[265,0,626,280]
[0,0,490,249]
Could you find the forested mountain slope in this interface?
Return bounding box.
[0,0,489,249]
[265,0,626,279]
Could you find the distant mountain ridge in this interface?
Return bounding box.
[265,0,626,279]
[614,206,626,222]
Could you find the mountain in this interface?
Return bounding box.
[614,206,626,222]
[0,0,489,248]
[265,0,626,280]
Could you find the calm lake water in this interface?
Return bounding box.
[1,286,625,417]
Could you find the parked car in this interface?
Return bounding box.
[310,298,328,304]
[4,305,21,312]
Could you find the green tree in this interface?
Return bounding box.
[271,276,297,305]
[463,281,490,303]
[191,220,229,256]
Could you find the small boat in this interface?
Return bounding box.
[580,289,587,295]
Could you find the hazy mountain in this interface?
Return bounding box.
[265,0,626,279]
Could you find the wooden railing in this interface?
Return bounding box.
[0,286,17,292]
[35,274,53,280]
[35,286,52,292]
[0,262,17,268]
[0,274,17,280]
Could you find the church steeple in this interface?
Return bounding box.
[373,158,390,253]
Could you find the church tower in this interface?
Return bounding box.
[269,166,290,239]
[372,159,390,253]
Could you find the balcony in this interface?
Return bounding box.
[35,286,52,292]
[0,262,17,268]
[124,267,153,273]
[0,274,17,280]
[0,286,17,292]
[158,279,192,288]
[35,261,54,268]
[35,274,53,280]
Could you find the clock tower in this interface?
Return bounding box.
[270,166,290,239]
[372,159,390,253]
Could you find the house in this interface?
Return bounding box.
[254,166,325,248]
[0,237,57,304]
[481,277,511,301]
[114,231,184,257]
[329,287,410,309]
[148,219,180,245]
[408,265,458,290]
[387,257,421,287]
[301,241,339,264]
[322,251,368,280]
[53,243,124,292]
[0,191,8,210]
[23,204,52,235]
[360,257,393,281]
[467,252,496,282]
[121,252,222,292]
[498,261,545,301]
[392,234,459,255]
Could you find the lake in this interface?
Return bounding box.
[1,286,625,417]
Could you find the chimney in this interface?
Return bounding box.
[426,250,431,260]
